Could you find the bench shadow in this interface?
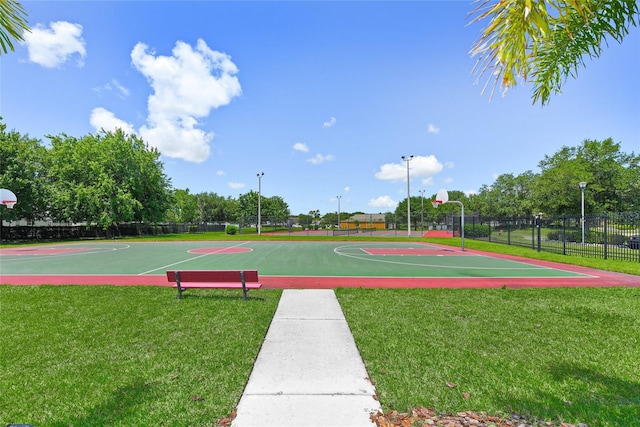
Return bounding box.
[178,293,266,302]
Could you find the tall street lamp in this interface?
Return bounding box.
[336,195,342,229]
[419,189,425,234]
[579,181,587,244]
[401,155,414,237]
[257,172,264,235]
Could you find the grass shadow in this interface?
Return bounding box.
[496,362,640,425]
[49,379,154,427]
[178,292,266,302]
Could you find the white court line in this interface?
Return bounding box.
[138,241,252,275]
[332,243,591,274]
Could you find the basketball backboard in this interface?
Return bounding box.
[0,188,17,209]
[435,188,449,204]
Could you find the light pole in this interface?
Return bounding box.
[402,155,414,237]
[579,181,587,245]
[419,189,425,234]
[336,195,342,229]
[257,172,264,235]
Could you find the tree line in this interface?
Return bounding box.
[0,120,295,228]
[1,119,637,230]
[391,137,639,230]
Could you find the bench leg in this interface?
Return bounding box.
[176,272,183,299]
[240,270,248,300]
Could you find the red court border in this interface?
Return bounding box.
[1,242,638,288]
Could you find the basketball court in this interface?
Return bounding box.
[1,240,637,288]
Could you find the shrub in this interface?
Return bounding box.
[465,224,490,238]
[226,225,238,235]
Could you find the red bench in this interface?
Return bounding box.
[166,270,261,300]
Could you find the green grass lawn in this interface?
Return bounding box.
[1,233,639,426]
[337,287,640,427]
[0,285,281,427]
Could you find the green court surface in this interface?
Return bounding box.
[0,241,589,279]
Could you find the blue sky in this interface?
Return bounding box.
[2,1,639,216]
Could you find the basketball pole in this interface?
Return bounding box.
[257,172,264,235]
[447,200,465,252]
[401,155,414,237]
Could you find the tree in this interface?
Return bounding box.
[237,190,259,223]
[534,138,638,214]
[0,0,29,55]
[470,0,639,104]
[166,189,197,223]
[264,196,291,222]
[47,129,171,229]
[0,120,50,222]
[194,192,232,223]
[471,172,538,217]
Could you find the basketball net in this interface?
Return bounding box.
[431,200,442,208]
[1,201,16,209]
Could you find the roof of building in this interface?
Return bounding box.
[347,214,387,222]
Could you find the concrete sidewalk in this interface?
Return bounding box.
[232,289,380,427]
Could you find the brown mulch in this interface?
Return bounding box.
[369,406,588,427]
[218,406,587,427]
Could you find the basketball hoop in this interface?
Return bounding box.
[1,188,17,209]
[431,200,442,208]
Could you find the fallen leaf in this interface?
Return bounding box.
[462,392,470,400]
[446,382,457,388]
[192,395,205,401]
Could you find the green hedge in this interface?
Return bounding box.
[546,230,628,245]
[465,224,490,238]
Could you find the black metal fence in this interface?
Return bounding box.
[455,212,640,262]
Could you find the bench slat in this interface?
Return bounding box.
[166,270,259,283]
[166,270,260,300]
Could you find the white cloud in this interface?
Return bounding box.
[293,142,309,152]
[228,182,245,189]
[216,170,226,176]
[445,161,455,168]
[130,39,242,163]
[427,123,440,134]
[420,177,435,186]
[344,186,351,193]
[23,21,86,68]
[110,79,130,98]
[306,153,335,165]
[90,107,135,135]
[93,79,130,99]
[323,116,336,127]
[368,195,397,209]
[443,177,454,184]
[375,155,443,182]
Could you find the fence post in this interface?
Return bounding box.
[562,215,567,255]
[536,214,542,252]
[603,214,608,260]
[531,216,535,250]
